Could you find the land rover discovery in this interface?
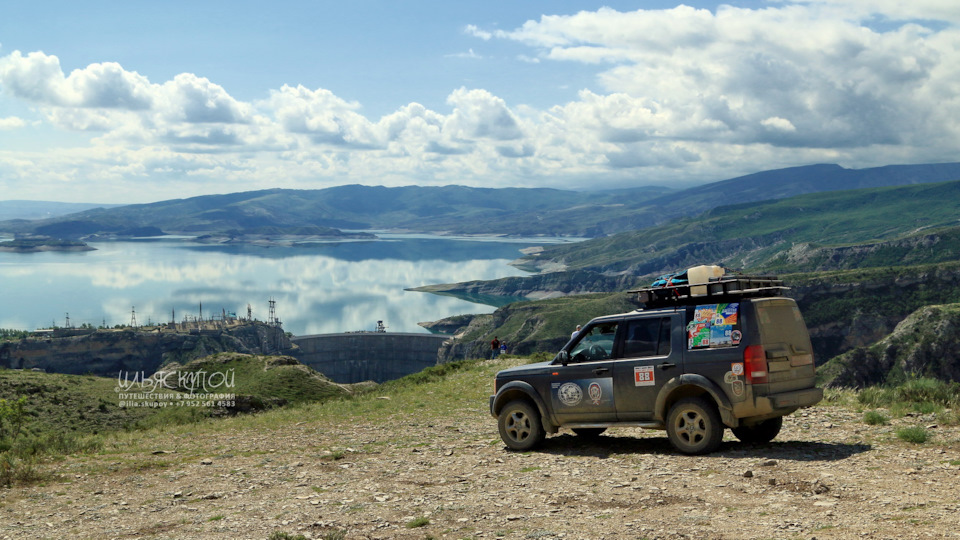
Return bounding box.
[489,273,823,455]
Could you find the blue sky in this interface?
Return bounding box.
[1,0,958,203]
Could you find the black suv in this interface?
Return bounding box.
[489,275,823,454]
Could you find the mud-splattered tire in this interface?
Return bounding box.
[732,416,783,444]
[498,400,545,451]
[666,396,723,455]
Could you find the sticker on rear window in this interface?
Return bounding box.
[688,303,739,349]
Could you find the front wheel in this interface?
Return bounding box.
[732,416,783,444]
[666,397,723,455]
[498,400,545,451]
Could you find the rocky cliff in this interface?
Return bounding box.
[789,263,960,363]
[818,303,960,388]
[0,322,296,377]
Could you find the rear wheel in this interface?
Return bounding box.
[732,416,783,444]
[498,400,545,451]
[666,397,723,455]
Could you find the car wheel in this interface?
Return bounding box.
[732,416,783,444]
[498,400,545,451]
[572,427,607,438]
[666,396,723,455]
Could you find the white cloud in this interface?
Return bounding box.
[464,24,492,40]
[761,117,798,133]
[1,1,958,202]
[483,3,960,152]
[0,116,25,129]
[265,84,380,148]
[445,48,483,60]
[444,88,522,141]
[0,51,153,109]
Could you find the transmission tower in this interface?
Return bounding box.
[247,304,252,321]
[130,306,138,328]
[268,298,277,326]
[65,313,71,329]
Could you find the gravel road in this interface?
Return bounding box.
[2,386,958,539]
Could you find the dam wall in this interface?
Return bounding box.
[292,332,450,383]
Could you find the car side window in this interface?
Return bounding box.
[568,322,619,363]
[623,317,672,358]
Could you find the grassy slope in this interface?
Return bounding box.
[0,354,352,453]
[518,179,960,274]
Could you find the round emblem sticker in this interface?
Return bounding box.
[557,382,583,407]
[588,382,602,404]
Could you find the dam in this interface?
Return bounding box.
[291,331,451,383]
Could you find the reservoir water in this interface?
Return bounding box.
[0,234,571,336]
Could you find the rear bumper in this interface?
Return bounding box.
[769,387,823,409]
[732,386,823,419]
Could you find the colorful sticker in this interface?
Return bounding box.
[688,303,739,349]
[732,380,745,397]
[731,362,744,376]
[588,382,603,404]
[634,365,655,386]
[723,371,737,384]
[557,382,583,407]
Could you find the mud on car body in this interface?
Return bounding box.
[490,273,823,455]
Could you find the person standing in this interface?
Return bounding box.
[571,325,582,340]
[491,336,501,359]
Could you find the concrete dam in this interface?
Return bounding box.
[291,332,451,383]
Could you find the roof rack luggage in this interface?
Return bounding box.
[628,270,789,308]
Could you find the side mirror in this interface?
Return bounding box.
[557,350,569,366]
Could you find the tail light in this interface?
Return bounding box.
[744,344,768,384]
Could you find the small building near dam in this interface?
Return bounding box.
[291,332,451,383]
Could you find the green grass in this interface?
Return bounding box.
[0,353,359,486]
[856,378,960,412]
[406,516,430,528]
[896,426,930,444]
[863,410,889,426]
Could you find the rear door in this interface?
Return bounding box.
[551,319,620,424]
[613,312,683,421]
[751,298,816,393]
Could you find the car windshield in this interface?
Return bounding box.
[568,321,618,362]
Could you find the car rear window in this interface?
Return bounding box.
[755,300,810,349]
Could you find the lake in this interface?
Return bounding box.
[0,234,573,335]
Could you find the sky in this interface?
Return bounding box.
[0,0,958,204]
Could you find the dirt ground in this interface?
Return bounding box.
[2,395,959,539]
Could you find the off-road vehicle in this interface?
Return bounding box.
[489,269,823,454]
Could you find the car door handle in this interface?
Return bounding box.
[593,367,610,375]
[658,362,676,369]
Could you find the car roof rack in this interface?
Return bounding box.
[627,274,789,308]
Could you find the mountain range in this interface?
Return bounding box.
[3,162,960,240]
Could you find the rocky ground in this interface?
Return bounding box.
[2,365,959,539]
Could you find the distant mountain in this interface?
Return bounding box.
[0,185,674,239]
[514,179,960,276]
[579,162,960,236]
[0,201,121,221]
[1,161,958,240]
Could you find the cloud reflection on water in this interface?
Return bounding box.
[0,239,536,334]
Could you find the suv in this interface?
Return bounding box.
[489,274,823,454]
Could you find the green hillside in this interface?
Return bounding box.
[516,179,960,275]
